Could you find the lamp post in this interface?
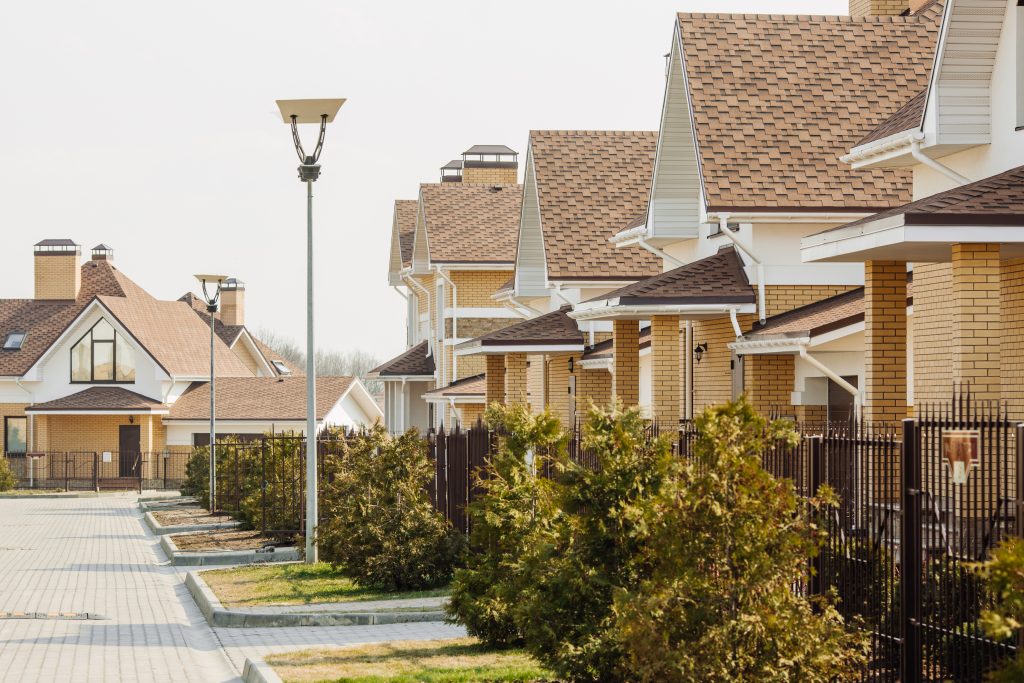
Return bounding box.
[276,98,346,564]
[195,273,228,512]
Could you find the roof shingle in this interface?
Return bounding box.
[368,341,435,378]
[27,386,167,412]
[166,376,354,421]
[420,183,522,264]
[395,199,418,266]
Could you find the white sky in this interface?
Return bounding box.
[0,0,847,363]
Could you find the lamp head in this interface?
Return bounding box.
[275,99,346,124]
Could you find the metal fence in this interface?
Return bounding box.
[2,450,193,491]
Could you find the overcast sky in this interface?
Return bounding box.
[0,0,847,363]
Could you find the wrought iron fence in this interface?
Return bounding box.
[2,450,193,491]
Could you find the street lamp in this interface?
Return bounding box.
[276,97,346,564]
[195,273,229,512]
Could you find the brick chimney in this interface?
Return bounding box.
[849,0,906,15]
[461,145,518,184]
[908,0,932,13]
[34,239,81,300]
[220,278,245,326]
[90,244,114,262]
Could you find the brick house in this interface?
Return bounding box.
[801,0,1024,420]
[373,146,523,431]
[0,241,381,472]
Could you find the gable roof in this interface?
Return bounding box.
[422,374,485,400]
[457,306,583,354]
[677,4,942,210]
[530,130,661,279]
[856,89,928,146]
[419,183,522,264]
[26,386,167,413]
[583,246,753,306]
[367,340,435,378]
[747,288,866,338]
[395,199,419,266]
[165,376,355,421]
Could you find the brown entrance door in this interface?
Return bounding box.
[827,376,859,426]
[118,425,141,477]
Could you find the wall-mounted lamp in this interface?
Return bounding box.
[128,415,135,424]
[568,357,575,374]
[693,342,709,365]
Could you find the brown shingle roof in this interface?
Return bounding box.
[531,130,661,279]
[586,247,754,306]
[166,376,354,421]
[27,387,167,413]
[463,306,582,347]
[818,164,1024,235]
[367,341,435,378]
[395,199,418,266]
[748,288,866,337]
[582,326,650,360]
[856,89,928,146]
[678,4,942,210]
[250,337,304,377]
[422,374,485,399]
[420,183,522,263]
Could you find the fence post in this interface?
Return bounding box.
[807,435,825,597]
[900,418,922,683]
[1017,424,1024,654]
[93,452,99,492]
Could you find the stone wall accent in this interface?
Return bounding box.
[444,317,516,339]
[527,354,547,414]
[864,261,908,422]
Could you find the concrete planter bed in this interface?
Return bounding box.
[159,533,299,567]
[186,571,447,628]
[143,508,240,536]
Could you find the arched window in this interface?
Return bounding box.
[71,319,135,383]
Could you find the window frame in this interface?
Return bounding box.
[70,319,136,384]
[271,360,291,375]
[4,415,27,455]
[2,332,26,350]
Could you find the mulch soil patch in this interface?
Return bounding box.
[151,506,235,527]
[171,529,282,552]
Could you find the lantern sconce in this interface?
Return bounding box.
[568,356,575,374]
[693,342,709,365]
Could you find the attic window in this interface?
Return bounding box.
[272,360,292,375]
[2,333,25,350]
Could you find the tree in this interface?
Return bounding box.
[255,327,381,392]
[446,403,565,647]
[319,425,462,591]
[0,455,16,491]
[613,399,867,682]
[976,537,1024,682]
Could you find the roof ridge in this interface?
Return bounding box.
[678,11,922,22]
[530,129,658,136]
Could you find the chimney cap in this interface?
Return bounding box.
[91,244,114,260]
[91,243,113,251]
[34,239,80,255]
[222,277,245,290]
[463,145,517,156]
[440,159,464,171]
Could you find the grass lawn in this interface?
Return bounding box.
[201,562,450,608]
[266,638,552,683]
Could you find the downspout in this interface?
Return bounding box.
[684,321,693,419]
[448,397,458,428]
[798,346,860,414]
[729,308,743,338]
[910,135,970,186]
[402,274,432,357]
[637,236,685,268]
[435,267,458,382]
[718,214,766,324]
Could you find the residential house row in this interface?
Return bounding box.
[373,0,1024,432]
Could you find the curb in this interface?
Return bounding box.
[185,571,447,628]
[143,510,240,536]
[242,658,283,683]
[160,534,300,566]
[0,491,101,499]
[138,492,185,503]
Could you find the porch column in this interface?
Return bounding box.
[612,320,640,407]
[505,353,528,405]
[863,260,907,422]
[952,243,1001,400]
[651,316,680,425]
[485,354,505,406]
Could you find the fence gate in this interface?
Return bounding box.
[901,401,1019,682]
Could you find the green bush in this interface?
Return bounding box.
[178,438,259,517]
[319,425,462,591]
[0,456,16,491]
[239,435,304,533]
[513,401,676,681]
[613,398,867,683]
[975,537,1024,682]
[446,403,565,647]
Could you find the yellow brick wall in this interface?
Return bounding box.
[951,244,1001,400]
[1001,259,1024,418]
[612,320,640,407]
[527,354,547,414]
[578,368,612,417]
[849,0,905,15]
[485,355,504,405]
[220,288,245,326]
[864,261,908,422]
[547,352,578,425]
[912,262,952,405]
[650,316,680,424]
[44,414,166,453]
[448,271,512,307]
[462,167,517,184]
[459,403,485,426]
[745,354,795,416]
[505,353,528,405]
[33,413,49,451]
[34,254,81,300]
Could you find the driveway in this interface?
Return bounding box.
[0,494,463,681]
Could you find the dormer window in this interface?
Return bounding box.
[271,360,291,375]
[71,319,135,383]
[3,332,26,350]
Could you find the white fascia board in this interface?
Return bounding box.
[373,373,434,382]
[423,395,482,405]
[579,358,612,371]
[340,378,385,421]
[570,302,756,322]
[442,338,472,346]
[444,307,521,319]
[456,344,585,357]
[234,329,275,377]
[609,225,648,246]
[707,211,877,225]
[432,262,514,271]
[729,337,810,356]
[802,223,1024,263]
[26,409,171,415]
[840,130,918,169]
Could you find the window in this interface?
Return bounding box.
[3,332,25,350]
[271,360,291,375]
[5,416,26,454]
[70,319,135,383]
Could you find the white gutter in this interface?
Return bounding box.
[434,267,457,382]
[609,224,648,245]
[570,302,757,322]
[910,136,970,186]
[717,213,766,324]
[402,274,432,357]
[729,308,743,337]
[799,346,859,409]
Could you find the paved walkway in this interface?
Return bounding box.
[0,494,462,681]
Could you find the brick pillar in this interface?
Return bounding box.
[612,320,640,407]
[485,355,505,406]
[505,353,528,405]
[864,261,908,422]
[952,243,1001,400]
[650,316,680,425]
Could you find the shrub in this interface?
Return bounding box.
[513,401,676,681]
[0,456,16,491]
[178,437,258,517]
[613,398,867,683]
[975,537,1024,682]
[239,435,305,533]
[446,403,565,647]
[320,425,462,591]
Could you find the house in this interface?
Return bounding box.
[0,241,381,475]
[373,146,523,431]
[565,0,943,423]
[800,0,1024,420]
